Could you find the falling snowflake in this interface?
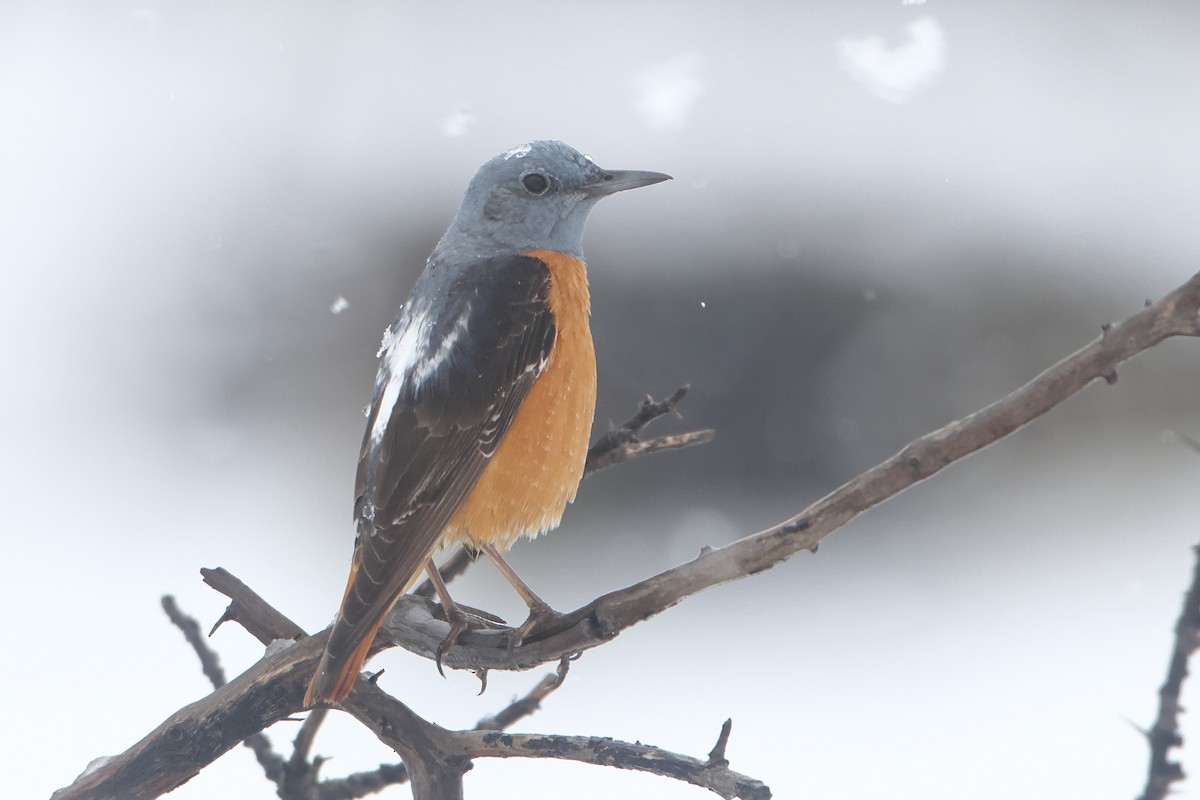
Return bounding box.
[636,54,705,131]
[837,17,945,103]
[441,106,475,138]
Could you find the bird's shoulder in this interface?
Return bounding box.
[371,252,557,433]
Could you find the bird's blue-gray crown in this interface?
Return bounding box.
[433,140,670,262]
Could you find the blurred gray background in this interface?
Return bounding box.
[5,2,1200,798]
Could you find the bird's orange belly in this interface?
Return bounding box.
[442,250,596,550]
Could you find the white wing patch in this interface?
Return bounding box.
[369,305,472,445]
[414,311,470,385]
[371,314,425,445]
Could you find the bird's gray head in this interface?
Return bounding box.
[433,140,670,261]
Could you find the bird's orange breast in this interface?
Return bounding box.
[442,249,596,550]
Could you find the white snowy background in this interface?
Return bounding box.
[4,2,1200,798]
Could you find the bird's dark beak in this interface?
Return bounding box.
[584,169,672,196]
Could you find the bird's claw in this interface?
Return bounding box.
[509,601,565,650]
[435,615,470,678]
[434,603,506,676]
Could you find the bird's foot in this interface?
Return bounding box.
[510,601,566,650]
[434,603,506,676]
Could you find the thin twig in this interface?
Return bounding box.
[161,596,226,688]
[451,728,769,800]
[475,654,574,731]
[1135,543,1200,800]
[616,429,715,462]
[585,385,711,475]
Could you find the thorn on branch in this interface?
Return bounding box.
[208,607,235,637]
[1104,369,1119,385]
[706,718,733,768]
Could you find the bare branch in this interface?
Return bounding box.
[378,273,1200,672]
[204,567,306,644]
[475,655,573,731]
[274,708,329,800]
[585,385,712,475]
[341,677,768,800]
[316,763,410,800]
[449,728,769,800]
[1136,543,1200,800]
[161,595,227,688]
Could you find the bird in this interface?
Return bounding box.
[304,141,670,706]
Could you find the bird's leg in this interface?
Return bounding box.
[479,543,565,647]
[423,558,506,675]
[424,559,469,676]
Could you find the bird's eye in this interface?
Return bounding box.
[521,172,550,195]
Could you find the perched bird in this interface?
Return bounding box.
[305,141,670,706]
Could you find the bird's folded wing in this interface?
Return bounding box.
[337,253,557,635]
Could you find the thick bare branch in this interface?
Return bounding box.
[52,634,325,800]
[381,272,1200,671]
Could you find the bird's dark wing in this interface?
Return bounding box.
[306,253,555,704]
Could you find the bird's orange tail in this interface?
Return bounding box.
[304,615,385,707]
